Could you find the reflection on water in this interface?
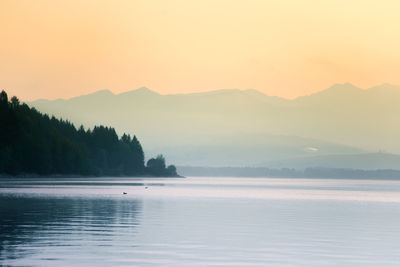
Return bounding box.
[1,177,400,266]
[0,196,142,266]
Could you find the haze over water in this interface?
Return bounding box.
[1,177,400,266]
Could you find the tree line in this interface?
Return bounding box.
[0,90,178,177]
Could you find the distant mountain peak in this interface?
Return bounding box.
[328,82,360,90]
[315,82,361,95]
[294,82,363,102]
[135,86,151,92]
[243,89,267,96]
[92,89,114,95]
[118,86,159,96]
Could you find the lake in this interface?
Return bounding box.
[1,177,400,266]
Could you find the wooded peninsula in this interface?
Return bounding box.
[0,90,179,177]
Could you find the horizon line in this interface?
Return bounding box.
[26,82,400,102]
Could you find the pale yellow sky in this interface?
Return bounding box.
[1,0,400,101]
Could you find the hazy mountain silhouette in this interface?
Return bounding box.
[29,83,400,167]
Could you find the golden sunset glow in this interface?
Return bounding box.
[2,0,400,100]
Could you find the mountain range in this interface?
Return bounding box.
[29,83,400,169]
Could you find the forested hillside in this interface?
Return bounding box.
[0,90,178,177]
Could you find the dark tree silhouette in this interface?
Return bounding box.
[0,90,179,177]
[146,155,178,177]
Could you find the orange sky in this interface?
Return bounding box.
[1,0,400,101]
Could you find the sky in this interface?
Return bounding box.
[1,0,400,101]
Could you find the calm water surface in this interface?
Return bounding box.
[1,177,400,266]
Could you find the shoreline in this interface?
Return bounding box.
[0,173,185,179]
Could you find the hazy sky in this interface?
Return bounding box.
[2,0,400,101]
